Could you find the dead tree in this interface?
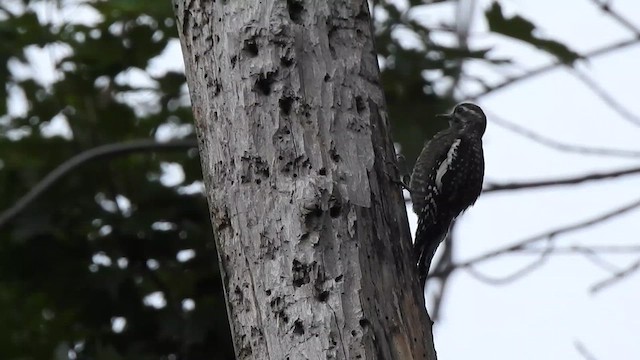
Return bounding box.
[173,0,436,358]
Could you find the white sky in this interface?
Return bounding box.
[8,0,640,358]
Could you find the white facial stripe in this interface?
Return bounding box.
[460,105,481,118]
[435,138,460,191]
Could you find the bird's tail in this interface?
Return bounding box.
[415,224,449,288]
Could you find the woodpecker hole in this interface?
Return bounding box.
[234,286,243,302]
[256,161,270,178]
[265,289,271,296]
[255,71,276,95]
[230,55,237,67]
[329,204,341,218]
[280,55,294,67]
[287,0,304,24]
[318,168,327,176]
[324,73,331,82]
[292,259,311,287]
[275,310,288,323]
[293,319,305,335]
[243,38,259,57]
[279,96,294,115]
[270,296,282,309]
[359,318,370,328]
[327,24,338,60]
[329,148,341,162]
[310,207,323,218]
[304,206,322,226]
[355,95,366,113]
[317,290,329,302]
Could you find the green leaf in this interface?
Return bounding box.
[485,2,581,65]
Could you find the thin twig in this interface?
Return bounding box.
[589,0,640,36]
[426,229,455,322]
[484,165,640,193]
[454,197,640,269]
[0,139,198,229]
[472,37,639,99]
[465,237,554,285]
[488,112,640,158]
[515,244,640,254]
[590,257,640,294]
[486,244,640,274]
[573,246,621,273]
[570,68,640,126]
[514,245,624,273]
[575,341,600,360]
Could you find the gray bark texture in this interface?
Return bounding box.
[174,0,437,359]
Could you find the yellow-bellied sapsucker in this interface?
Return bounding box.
[409,103,486,287]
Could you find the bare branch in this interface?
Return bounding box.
[484,165,640,193]
[426,230,456,321]
[488,112,640,158]
[516,245,640,255]
[570,68,640,126]
[590,257,640,294]
[454,197,640,269]
[471,37,639,99]
[478,244,640,274]
[515,245,624,273]
[0,139,198,229]
[465,239,553,285]
[575,341,600,360]
[589,0,640,36]
[427,275,451,322]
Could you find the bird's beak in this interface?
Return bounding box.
[435,114,453,124]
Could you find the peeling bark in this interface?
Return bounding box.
[173,0,436,359]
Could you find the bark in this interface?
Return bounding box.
[173,0,436,359]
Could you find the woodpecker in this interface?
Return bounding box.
[409,103,486,287]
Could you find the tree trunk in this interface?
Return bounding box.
[173,0,436,359]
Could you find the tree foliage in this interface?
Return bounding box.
[0,0,579,358]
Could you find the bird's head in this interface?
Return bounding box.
[448,103,487,136]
